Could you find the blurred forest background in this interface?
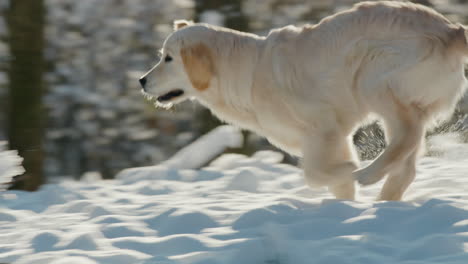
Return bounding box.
[1,0,467,190]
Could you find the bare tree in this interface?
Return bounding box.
[7,0,45,191]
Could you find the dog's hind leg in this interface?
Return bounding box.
[378,137,424,200]
[354,93,425,188]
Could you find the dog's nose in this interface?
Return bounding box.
[139,77,147,89]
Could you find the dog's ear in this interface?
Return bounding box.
[180,43,215,91]
[173,19,193,30]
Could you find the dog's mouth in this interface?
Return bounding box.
[157,89,185,102]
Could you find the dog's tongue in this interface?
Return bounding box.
[157,89,184,102]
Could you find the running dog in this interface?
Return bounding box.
[139,1,468,200]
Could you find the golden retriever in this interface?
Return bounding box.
[139,1,468,200]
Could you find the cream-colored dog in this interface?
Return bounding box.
[139,1,467,200]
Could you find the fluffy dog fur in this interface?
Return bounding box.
[140,1,468,200]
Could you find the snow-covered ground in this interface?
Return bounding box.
[1,129,468,264]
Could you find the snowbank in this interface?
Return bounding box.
[0,141,25,189]
[1,134,468,263]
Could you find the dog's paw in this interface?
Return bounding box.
[353,168,382,186]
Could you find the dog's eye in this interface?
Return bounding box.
[164,55,173,62]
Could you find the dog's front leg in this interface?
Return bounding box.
[302,130,358,200]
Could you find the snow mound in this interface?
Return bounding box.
[161,125,243,169]
[1,134,468,263]
[0,141,25,189]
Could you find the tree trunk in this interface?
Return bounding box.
[7,0,45,191]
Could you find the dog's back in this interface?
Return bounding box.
[276,1,468,123]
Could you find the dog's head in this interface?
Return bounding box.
[139,20,217,108]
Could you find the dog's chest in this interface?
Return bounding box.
[255,107,304,156]
[213,101,303,156]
